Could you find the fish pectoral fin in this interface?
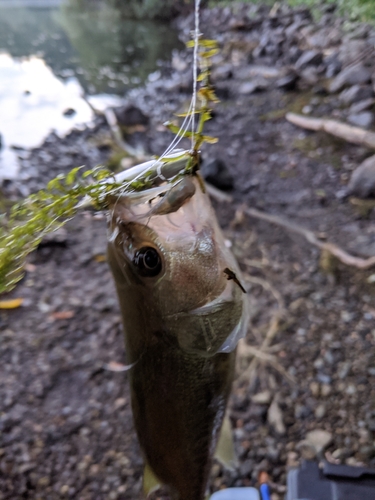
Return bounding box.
[214,414,238,471]
[143,463,161,497]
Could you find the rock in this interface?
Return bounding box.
[310,382,320,397]
[345,384,357,395]
[296,440,317,460]
[63,108,76,117]
[295,50,323,70]
[252,390,272,405]
[339,84,374,105]
[267,398,285,435]
[349,98,375,114]
[238,78,270,95]
[305,429,333,455]
[339,39,371,67]
[300,67,320,86]
[329,65,372,93]
[347,111,374,129]
[200,158,234,190]
[315,403,327,420]
[276,73,299,91]
[211,64,233,82]
[348,155,375,198]
[114,105,149,128]
[325,54,342,78]
[294,404,311,419]
[317,374,331,384]
[321,384,332,397]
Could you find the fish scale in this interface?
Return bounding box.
[131,342,235,500]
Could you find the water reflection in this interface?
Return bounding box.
[0,0,182,179]
[58,3,183,94]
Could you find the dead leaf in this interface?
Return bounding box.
[94,254,106,263]
[0,298,24,309]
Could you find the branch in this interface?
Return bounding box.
[206,184,375,270]
[286,112,375,150]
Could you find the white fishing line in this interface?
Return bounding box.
[112,0,202,207]
[191,0,201,148]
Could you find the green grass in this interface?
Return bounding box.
[208,0,375,23]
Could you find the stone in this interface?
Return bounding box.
[315,404,327,419]
[200,158,234,191]
[305,429,333,455]
[321,384,332,397]
[296,440,317,460]
[339,39,371,67]
[348,155,375,198]
[211,64,233,82]
[63,108,76,117]
[300,67,320,86]
[276,73,299,91]
[349,98,375,114]
[325,54,342,78]
[267,398,285,435]
[347,111,374,129]
[238,78,270,95]
[295,50,323,70]
[252,390,272,405]
[114,105,149,127]
[339,85,374,105]
[329,65,372,93]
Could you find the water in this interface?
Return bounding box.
[0,0,182,179]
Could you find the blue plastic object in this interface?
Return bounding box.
[210,487,260,500]
[259,483,271,500]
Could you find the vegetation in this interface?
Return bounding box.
[0,35,219,295]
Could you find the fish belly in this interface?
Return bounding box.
[130,340,235,500]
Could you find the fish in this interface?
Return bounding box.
[107,175,248,500]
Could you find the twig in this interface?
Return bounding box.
[238,311,294,386]
[82,93,144,158]
[238,340,294,384]
[244,275,285,310]
[205,182,233,203]
[206,183,375,270]
[286,112,375,150]
[245,206,375,270]
[104,108,144,158]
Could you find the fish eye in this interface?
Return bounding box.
[133,247,162,277]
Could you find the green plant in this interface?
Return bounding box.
[0,36,219,294]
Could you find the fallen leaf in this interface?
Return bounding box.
[51,310,75,320]
[94,254,107,262]
[0,298,24,309]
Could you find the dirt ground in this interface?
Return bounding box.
[1,3,375,499]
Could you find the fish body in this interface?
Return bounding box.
[107,177,247,499]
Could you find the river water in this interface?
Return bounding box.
[0,0,182,179]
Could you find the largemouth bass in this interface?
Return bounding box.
[107,175,248,500]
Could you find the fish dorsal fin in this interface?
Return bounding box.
[143,463,161,498]
[214,414,238,471]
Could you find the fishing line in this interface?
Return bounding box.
[112,0,202,208]
[191,0,201,149]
